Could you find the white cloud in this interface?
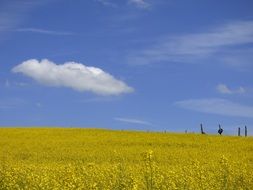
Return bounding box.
[128,20,253,66]
[94,0,150,9]
[217,84,232,94]
[237,87,246,94]
[80,96,120,103]
[16,28,74,35]
[5,80,10,87]
[14,82,29,87]
[4,80,28,88]
[0,1,48,40]
[36,102,42,108]
[94,0,117,7]
[129,0,150,9]
[12,59,134,95]
[175,98,253,118]
[0,98,26,109]
[216,84,246,94]
[220,48,253,68]
[114,117,153,126]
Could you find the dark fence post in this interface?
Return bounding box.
[238,127,241,136]
[245,126,247,137]
[200,123,205,134]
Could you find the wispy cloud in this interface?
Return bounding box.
[0,0,49,40]
[5,80,10,87]
[12,59,134,96]
[36,102,42,108]
[128,20,253,66]
[175,98,253,118]
[80,96,121,103]
[216,84,246,94]
[93,0,150,9]
[4,80,29,88]
[14,82,29,87]
[128,0,150,9]
[93,0,117,7]
[0,98,26,109]
[16,28,75,36]
[114,117,153,126]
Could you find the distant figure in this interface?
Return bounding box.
[218,124,223,135]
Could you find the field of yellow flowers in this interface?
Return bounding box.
[0,128,252,189]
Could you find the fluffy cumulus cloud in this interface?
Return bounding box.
[216,84,245,94]
[12,59,134,95]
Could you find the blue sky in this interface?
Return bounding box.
[1,0,253,135]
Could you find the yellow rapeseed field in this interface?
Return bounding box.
[0,128,252,189]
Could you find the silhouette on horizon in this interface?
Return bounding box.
[218,124,223,135]
[200,123,206,134]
